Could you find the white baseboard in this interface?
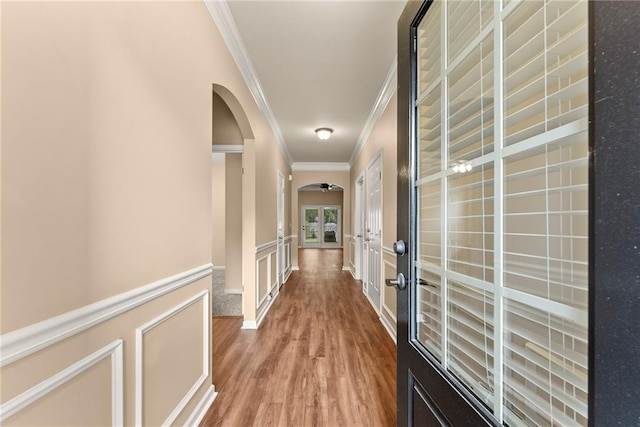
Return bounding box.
[379,314,397,345]
[241,320,257,329]
[342,266,350,272]
[241,285,281,330]
[184,385,217,426]
[212,266,226,271]
[292,266,299,271]
[349,269,357,280]
[223,288,242,295]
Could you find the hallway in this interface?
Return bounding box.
[201,249,397,426]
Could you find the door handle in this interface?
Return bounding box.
[385,273,407,290]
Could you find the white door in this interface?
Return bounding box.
[354,174,365,281]
[366,154,382,312]
[277,171,285,287]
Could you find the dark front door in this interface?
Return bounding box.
[394,1,604,425]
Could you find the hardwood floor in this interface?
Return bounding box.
[200,248,397,427]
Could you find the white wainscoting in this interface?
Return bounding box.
[0,266,213,427]
[0,264,213,368]
[135,291,210,427]
[382,258,398,343]
[0,340,124,424]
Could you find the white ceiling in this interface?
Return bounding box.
[223,1,405,164]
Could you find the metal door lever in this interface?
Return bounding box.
[385,273,407,290]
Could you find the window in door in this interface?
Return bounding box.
[413,0,588,424]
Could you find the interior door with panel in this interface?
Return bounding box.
[397,0,590,425]
[366,154,383,312]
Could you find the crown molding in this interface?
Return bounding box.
[291,162,351,172]
[349,57,398,166]
[204,0,292,166]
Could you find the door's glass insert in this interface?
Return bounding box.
[418,181,441,267]
[322,208,339,244]
[448,164,494,282]
[416,269,443,361]
[447,280,495,410]
[304,208,320,244]
[413,0,588,424]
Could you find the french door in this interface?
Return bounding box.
[301,206,341,248]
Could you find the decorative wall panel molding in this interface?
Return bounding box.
[0,340,124,424]
[135,291,210,427]
[0,265,212,368]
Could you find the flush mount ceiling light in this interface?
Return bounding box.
[315,128,333,140]
[451,161,473,174]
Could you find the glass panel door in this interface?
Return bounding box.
[303,207,320,247]
[302,206,342,248]
[322,207,339,245]
[410,0,589,424]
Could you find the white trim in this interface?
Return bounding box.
[349,58,398,165]
[383,259,397,271]
[291,162,350,172]
[255,239,278,253]
[204,0,292,165]
[212,265,226,271]
[241,284,280,331]
[223,288,243,295]
[382,246,396,256]
[349,268,357,280]
[256,289,279,327]
[292,266,300,271]
[241,320,257,330]
[135,291,210,427]
[379,314,397,345]
[184,385,217,427]
[255,252,273,309]
[342,266,351,272]
[212,144,244,153]
[287,234,297,240]
[0,340,124,424]
[0,264,212,368]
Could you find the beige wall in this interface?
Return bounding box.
[212,155,226,266]
[225,153,242,292]
[1,1,290,424]
[212,92,244,146]
[350,93,398,339]
[291,171,351,269]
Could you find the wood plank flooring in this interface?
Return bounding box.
[200,248,397,427]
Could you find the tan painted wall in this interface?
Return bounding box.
[225,153,243,292]
[1,0,290,423]
[212,92,244,146]
[291,171,351,269]
[212,155,226,266]
[350,93,398,337]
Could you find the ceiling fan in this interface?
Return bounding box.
[320,183,334,192]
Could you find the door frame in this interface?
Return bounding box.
[276,170,285,288]
[365,151,383,314]
[354,172,365,281]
